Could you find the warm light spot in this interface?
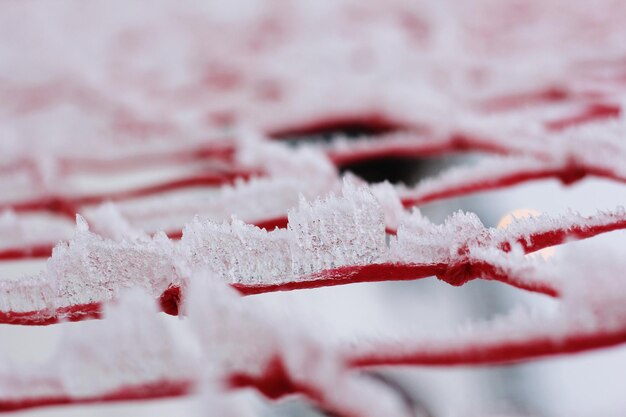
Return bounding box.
[497,208,556,260]
[497,208,542,229]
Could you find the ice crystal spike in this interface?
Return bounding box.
[369,181,406,230]
[183,180,388,285]
[391,210,487,265]
[47,219,181,307]
[88,203,145,241]
[0,217,183,322]
[287,179,387,275]
[183,218,292,285]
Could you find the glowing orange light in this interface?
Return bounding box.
[497,208,556,260]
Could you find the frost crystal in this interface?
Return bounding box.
[391,210,488,265]
[49,217,181,306]
[287,180,386,275]
[184,219,292,285]
[183,179,388,284]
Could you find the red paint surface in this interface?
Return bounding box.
[0,243,56,260]
[0,380,192,413]
[517,218,626,254]
[327,133,512,166]
[0,303,101,325]
[228,356,325,410]
[5,170,252,217]
[399,162,626,208]
[546,103,621,131]
[166,216,288,241]
[233,262,445,295]
[159,285,182,316]
[269,113,407,139]
[229,357,298,399]
[482,86,570,111]
[60,141,236,174]
[348,328,626,368]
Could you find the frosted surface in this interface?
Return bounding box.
[183,179,388,284]
[348,246,626,363]
[1,179,623,318]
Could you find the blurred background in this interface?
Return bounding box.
[1,1,626,416]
